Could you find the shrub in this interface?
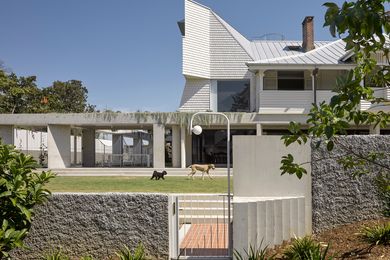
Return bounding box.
[283,236,333,260]
[115,243,146,260]
[376,172,390,217]
[0,142,55,258]
[360,222,390,245]
[234,242,275,260]
[41,249,70,260]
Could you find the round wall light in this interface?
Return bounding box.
[192,125,203,135]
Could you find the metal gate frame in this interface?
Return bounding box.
[174,194,232,260]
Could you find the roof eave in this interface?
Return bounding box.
[246,63,356,70]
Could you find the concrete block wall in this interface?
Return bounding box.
[10,193,170,259]
[311,136,389,233]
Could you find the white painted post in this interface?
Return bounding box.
[180,127,186,168]
[369,124,381,135]
[256,71,265,111]
[256,123,263,136]
[250,72,256,112]
[47,125,71,169]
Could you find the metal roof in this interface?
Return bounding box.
[248,40,349,66]
[207,3,349,66]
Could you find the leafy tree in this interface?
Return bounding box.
[42,80,95,113]
[0,69,95,113]
[281,0,389,178]
[0,142,55,258]
[0,71,42,114]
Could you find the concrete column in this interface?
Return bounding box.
[171,126,181,168]
[112,134,123,166]
[0,125,14,145]
[180,127,186,168]
[256,124,263,136]
[133,134,143,155]
[153,124,165,169]
[47,125,71,169]
[82,128,95,167]
[256,71,265,110]
[369,124,381,135]
[73,134,77,165]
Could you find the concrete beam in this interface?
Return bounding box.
[153,124,165,169]
[0,125,14,145]
[171,126,181,168]
[82,128,96,167]
[48,125,71,168]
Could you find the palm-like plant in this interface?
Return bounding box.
[115,243,146,260]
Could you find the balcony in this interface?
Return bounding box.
[258,88,390,114]
[258,90,315,114]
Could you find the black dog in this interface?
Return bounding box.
[150,170,167,180]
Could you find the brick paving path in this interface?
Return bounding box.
[180,223,228,257]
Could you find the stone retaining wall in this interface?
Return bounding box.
[11,193,169,259]
[311,136,389,233]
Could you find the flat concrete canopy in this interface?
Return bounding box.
[0,112,309,128]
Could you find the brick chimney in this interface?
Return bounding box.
[302,16,314,52]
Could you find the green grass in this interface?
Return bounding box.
[46,176,231,193]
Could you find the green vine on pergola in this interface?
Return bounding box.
[83,111,254,127]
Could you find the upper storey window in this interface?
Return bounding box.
[217,80,250,112]
[277,71,305,90]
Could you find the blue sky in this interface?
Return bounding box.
[0,0,346,112]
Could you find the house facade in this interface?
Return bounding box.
[176,0,389,166]
[0,0,388,169]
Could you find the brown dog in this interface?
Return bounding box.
[188,164,215,180]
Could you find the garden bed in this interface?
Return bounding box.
[268,218,390,259]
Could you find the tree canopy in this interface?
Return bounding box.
[0,69,95,113]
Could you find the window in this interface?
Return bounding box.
[277,71,305,90]
[217,80,250,112]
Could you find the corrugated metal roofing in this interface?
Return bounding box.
[248,40,349,65]
[249,40,331,61]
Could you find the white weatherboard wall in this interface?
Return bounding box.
[179,79,211,111]
[210,14,252,79]
[182,0,210,78]
[233,136,311,254]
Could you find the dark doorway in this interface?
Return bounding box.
[192,129,256,167]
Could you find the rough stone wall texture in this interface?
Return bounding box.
[10,193,169,260]
[312,136,389,233]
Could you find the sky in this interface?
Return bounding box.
[0,0,347,112]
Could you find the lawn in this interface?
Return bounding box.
[46,176,232,193]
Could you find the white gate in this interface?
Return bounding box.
[173,194,232,259]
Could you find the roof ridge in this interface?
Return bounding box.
[251,39,344,63]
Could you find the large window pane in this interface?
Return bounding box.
[217,80,250,112]
[277,71,305,90]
